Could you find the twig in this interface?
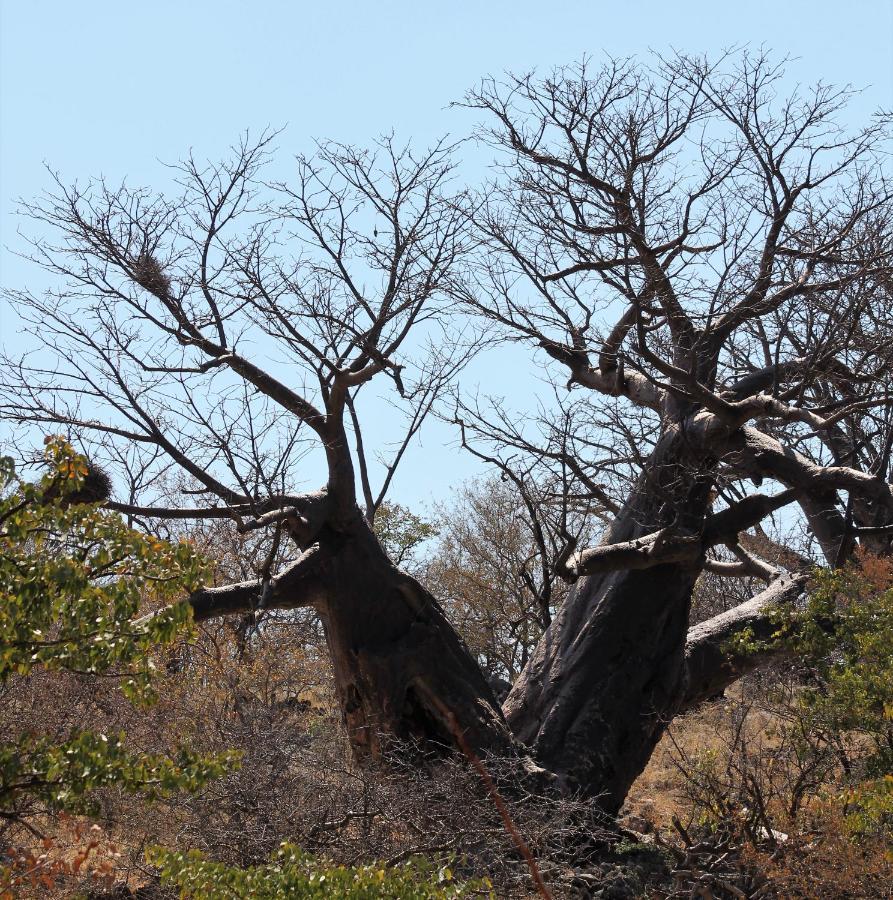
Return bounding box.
[423,692,554,900]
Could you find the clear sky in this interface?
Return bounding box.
[1,1,892,510]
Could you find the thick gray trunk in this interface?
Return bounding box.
[503,434,713,813]
[503,562,697,812]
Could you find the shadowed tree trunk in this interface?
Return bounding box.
[183,515,513,760]
[313,521,511,759]
[502,429,714,810]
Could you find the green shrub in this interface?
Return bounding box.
[785,558,893,837]
[0,438,236,830]
[149,843,489,899]
[686,556,893,846]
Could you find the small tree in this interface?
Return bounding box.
[374,501,438,574]
[427,475,592,685]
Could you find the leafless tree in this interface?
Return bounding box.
[1,132,513,763]
[459,50,893,811]
[425,473,595,688]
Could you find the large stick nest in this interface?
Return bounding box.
[131,252,171,297]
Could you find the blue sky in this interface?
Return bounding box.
[1,1,891,511]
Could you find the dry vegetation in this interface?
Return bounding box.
[625,685,893,899]
[2,613,618,898]
[2,476,892,898]
[5,568,892,899]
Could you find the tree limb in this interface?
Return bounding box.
[187,545,327,623]
[682,573,808,709]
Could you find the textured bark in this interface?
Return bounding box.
[178,516,514,764]
[312,522,513,761]
[503,434,713,813]
[189,546,327,622]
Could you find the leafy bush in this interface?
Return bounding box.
[149,843,488,899]
[665,556,893,896]
[0,439,235,843]
[781,556,893,838]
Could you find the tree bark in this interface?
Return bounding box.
[502,433,714,814]
[682,573,808,709]
[312,521,513,761]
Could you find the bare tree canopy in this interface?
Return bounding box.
[2,50,892,816]
[1,132,512,762]
[459,50,893,808]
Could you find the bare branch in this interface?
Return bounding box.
[683,573,808,709]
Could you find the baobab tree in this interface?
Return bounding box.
[0,134,513,761]
[459,50,893,810]
[2,51,892,817]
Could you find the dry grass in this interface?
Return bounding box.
[5,614,891,898]
[624,672,893,899]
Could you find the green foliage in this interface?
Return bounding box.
[0,732,230,820]
[783,560,893,836]
[711,557,893,844]
[149,844,489,899]
[373,502,437,570]
[785,563,893,749]
[1,438,205,696]
[0,438,236,827]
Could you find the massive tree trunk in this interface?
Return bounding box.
[503,434,714,814]
[183,513,515,763]
[504,563,697,813]
[312,521,513,760]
